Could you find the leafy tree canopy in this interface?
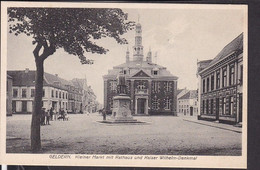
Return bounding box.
[8,8,135,63]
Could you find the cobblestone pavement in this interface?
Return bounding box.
[6,113,242,155]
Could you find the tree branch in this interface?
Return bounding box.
[33,42,42,59]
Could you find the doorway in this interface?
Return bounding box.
[22,101,27,112]
[137,98,146,114]
[216,98,219,120]
[190,107,193,116]
[239,94,242,122]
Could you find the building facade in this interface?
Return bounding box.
[7,69,85,114]
[176,88,189,114]
[178,90,198,116]
[103,23,178,115]
[6,75,13,116]
[197,33,243,124]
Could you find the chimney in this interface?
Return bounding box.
[25,68,29,73]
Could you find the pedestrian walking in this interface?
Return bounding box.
[102,108,106,121]
[50,107,53,121]
[46,109,50,125]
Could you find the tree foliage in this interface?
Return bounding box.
[8,8,135,63]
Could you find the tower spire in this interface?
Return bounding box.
[133,20,143,62]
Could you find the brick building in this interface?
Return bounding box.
[197,33,243,124]
[103,23,178,115]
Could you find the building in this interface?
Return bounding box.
[176,88,189,113]
[103,22,178,115]
[178,90,198,116]
[6,75,13,116]
[197,33,243,124]
[7,69,83,114]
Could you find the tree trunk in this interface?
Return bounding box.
[31,59,44,152]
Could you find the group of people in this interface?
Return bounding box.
[40,107,68,125]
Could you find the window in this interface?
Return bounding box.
[66,93,68,99]
[153,70,158,75]
[59,91,61,98]
[229,65,235,86]
[229,96,234,115]
[42,89,45,97]
[56,91,58,98]
[222,97,226,115]
[206,77,209,92]
[210,99,214,114]
[13,89,18,98]
[211,75,214,91]
[123,70,127,74]
[216,72,220,89]
[110,81,117,92]
[51,90,54,97]
[203,79,205,93]
[222,68,227,87]
[22,89,27,98]
[31,89,35,97]
[63,92,65,99]
[240,65,243,85]
[165,98,171,110]
[153,82,160,92]
[166,82,170,92]
[137,82,145,90]
[206,99,209,114]
[152,99,159,110]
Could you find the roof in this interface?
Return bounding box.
[200,33,243,73]
[179,90,198,100]
[177,89,184,95]
[7,70,72,90]
[104,60,177,79]
[113,60,166,69]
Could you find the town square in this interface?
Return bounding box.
[3,4,246,166]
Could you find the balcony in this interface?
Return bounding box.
[135,89,148,95]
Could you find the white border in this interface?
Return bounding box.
[0,2,248,168]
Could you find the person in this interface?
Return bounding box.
[60,108,65,121]
[102,108,106,121]
[50,107,53,121]
[41,108,46,125]
[46,109,50,125]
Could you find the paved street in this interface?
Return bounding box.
[6,113,241,155]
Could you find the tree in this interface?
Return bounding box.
[8,8,135,152]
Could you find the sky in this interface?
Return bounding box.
[7,6,245,104]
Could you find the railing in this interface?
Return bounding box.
[135,89,148,94]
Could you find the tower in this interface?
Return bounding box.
[133,22,144,62]
[126,47,130,63]
[146,47,152,63]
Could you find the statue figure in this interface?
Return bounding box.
[117,71,127,94]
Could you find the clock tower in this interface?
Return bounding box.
[133,23,144,62]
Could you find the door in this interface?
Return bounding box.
[12,101,16,112]
[22,101,27,112]
[216,98,219,120]
[137,98,146,114]
[190,107,193,116]
[239,94,242,122]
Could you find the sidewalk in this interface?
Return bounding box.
[180,115,242,133]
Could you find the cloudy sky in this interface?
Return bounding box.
[7,5,245,104]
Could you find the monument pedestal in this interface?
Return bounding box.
[106,94,138,123]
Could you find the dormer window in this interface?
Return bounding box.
[123,70,126,74]
[153,70,158,75]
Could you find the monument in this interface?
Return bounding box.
[103,71,139,123]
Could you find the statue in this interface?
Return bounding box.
[117,71,127,94]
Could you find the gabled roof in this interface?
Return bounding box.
[131,70,151,78]
[177,89,184,95]
[179,90,198,100]
[200,33,243,73]
[113,60,166,69]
